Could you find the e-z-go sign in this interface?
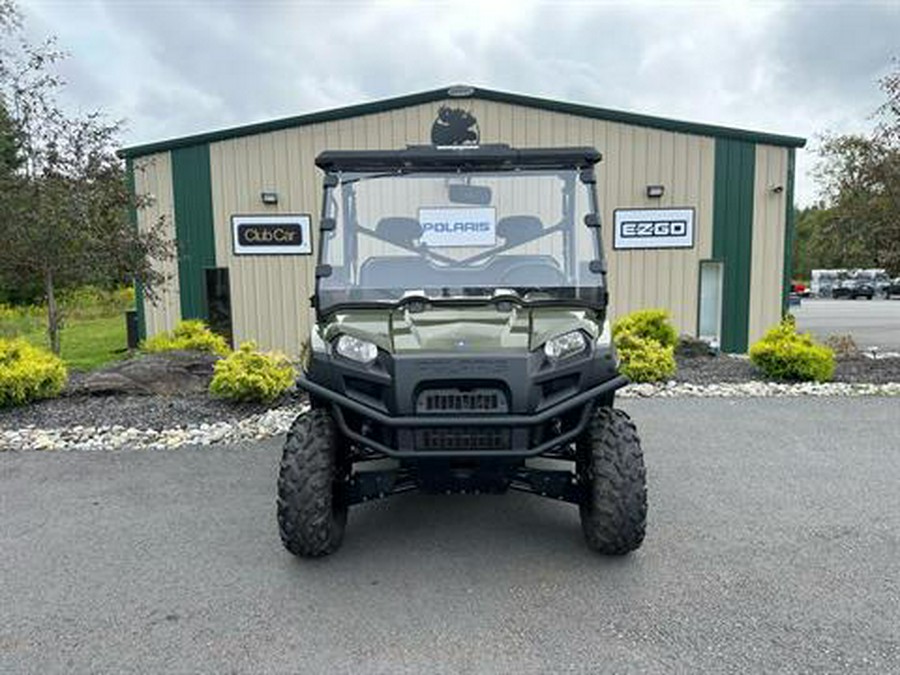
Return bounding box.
[613,208,695,250]
[231,214,312,255]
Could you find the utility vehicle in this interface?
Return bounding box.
[278,144,647,557]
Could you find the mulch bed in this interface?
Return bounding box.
[674,355,900,386]
[0,388,304,432]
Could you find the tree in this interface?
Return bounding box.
[792,205,835,278]
[0,2,171,353]
[813,63,900,275]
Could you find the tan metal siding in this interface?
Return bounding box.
[133,152,180,336]
[209,99,717,352]
[748,144,788,344]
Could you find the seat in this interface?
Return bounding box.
[497,215,543,246]
[359,257,435,290]
[375,217,422,248]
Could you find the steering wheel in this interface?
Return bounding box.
[498,262,567,287]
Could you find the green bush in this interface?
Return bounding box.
[749,317,835,382]
[0,338,68,407]
[142,320,230,357]
[611,309,679,382]
[615,331,677,383]
[209,341,296,403]
[612,309,678,348]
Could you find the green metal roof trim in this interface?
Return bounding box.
[118,85,806,159]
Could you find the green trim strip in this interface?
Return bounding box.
[119,86,806,159]
[712,139,756,353]
[125,157,147,341]
[171,144,216,320]
[782,149,797,314]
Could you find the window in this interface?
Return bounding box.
[698,261,723,348]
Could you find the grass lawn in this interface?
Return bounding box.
[39,315,128,371]
[1,308,129,372]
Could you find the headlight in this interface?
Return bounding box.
[543,330,588,362]
[334,334,378,364]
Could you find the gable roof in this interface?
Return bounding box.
[118,85,806,159]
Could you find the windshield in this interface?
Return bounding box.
[316,169,605,312]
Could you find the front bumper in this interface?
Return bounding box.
[295,373,628,459]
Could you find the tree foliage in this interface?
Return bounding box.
[0,1,171,352]
[807,63,900,276]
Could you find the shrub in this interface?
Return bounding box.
[209,341,296,403]
[615,331,677,383]
[749,317,835,382]
[0,338,68,407]
[612,309,678,349]
[612,309,678,382]
[142,320,230,356]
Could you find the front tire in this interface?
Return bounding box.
[277,408,349,557]
[577,407,647,555]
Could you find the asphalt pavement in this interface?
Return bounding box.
[794,298,900,352]
[2,397,899,674]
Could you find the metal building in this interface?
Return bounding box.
[120,85,805,354]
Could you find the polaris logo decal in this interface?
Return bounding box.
[419,207,496,247]
[613,208,695,250]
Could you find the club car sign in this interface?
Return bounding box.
[232,214,312,255]
[613,208,695,250]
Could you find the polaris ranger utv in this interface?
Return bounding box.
[278,144,647,557]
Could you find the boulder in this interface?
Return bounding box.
[675,334,716,358]
[75,351,219,396]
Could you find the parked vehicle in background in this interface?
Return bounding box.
[811,268,887,298]
[810,269,844,297]
[886,278,900,299]
[791,282,811,298]
[833,278,875,300]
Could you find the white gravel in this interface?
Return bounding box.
[1,403,309,452]
[2,382,899,452]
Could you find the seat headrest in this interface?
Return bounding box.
[375,217,422,247]
[497,216,543,245]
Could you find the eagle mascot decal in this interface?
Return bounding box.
[431,106,480,146]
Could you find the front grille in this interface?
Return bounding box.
[415,428,510,451]
[416,387,508,414]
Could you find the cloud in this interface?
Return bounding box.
[15,0,900,204]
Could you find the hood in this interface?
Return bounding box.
[320,305,602,354]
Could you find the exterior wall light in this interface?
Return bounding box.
[646,185,665,198]
[261,191,279,205]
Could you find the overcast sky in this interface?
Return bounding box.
[15,0,900,206]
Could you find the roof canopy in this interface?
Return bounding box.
[119,85,806,159]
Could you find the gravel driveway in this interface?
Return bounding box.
[2,397,898,674]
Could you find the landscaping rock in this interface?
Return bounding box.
[675,334,715,358]
[74,350,219,396]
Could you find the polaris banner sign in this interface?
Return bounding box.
[232,214,312,255]
[419,207,496,247]
[613,208,695,250]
